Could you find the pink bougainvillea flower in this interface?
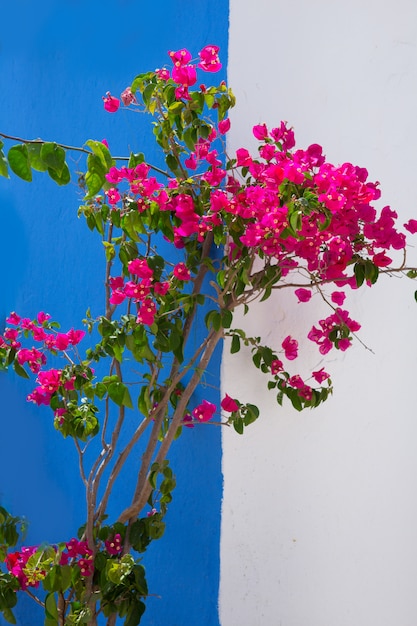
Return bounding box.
[124,279,151,302]
[105,187,121,205]
[294,288,312,303]
[32,326,47,342]
[404,219,417,234]
[173,262,191,281]
[271,359,284,375]
[136,299,156,326]
[221,394,239,412]
[331,291,346,306]
[54,333,70,351]
[282,335,298,360]
[128,258,154,279]
[37,311,51,324]
[252,124,268,140]
[198,45,222,72]
[192,400,216,422]
[66,329,85,345]
[175,85,191,101]
[172,64,197,87]
[120,87,136,106]
[156,68,170,81]
[168,48,192,66]
[78,557,94,577]
[372,251,392,267]
[312,368,330,384]
[182,413,194,428]
[153,281,170,296]
[105,533,123,556]
[218,118,231,134]
[6,311,21,325]
[236,148,252,167]
[102,92,120,113]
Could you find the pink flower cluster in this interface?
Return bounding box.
[307,308,361,354]
[5,538,94,590]
[0,312,85,405]
[103,45,222,112]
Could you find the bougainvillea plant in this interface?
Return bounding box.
[1,45,417,625]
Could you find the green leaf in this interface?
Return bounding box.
[45,593,59,622]
[123,387,133,409]
[183,127,197,151]
[0,143,9,178]
[128,152,145,168]
[364,259,379,284]
[165,153,179,174]
[13,361,29,379]
[125,601,146,626]
[40,143,66,174]
[85,139,113,170]
[221,309,233,329]
[168,101,184,115]
[233,417,244,435]
[108,382,127,407]
[47,163,70,186]
[8,145,32,181]
[85,153,106,197]
[27,142,48,172]
[2,608,16,625]
[289,210,301,233]
[354,262,365,288]
[231,334,240,354]
[205,310,221,331]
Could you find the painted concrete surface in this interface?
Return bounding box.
[221,1,417,624]
[0,2,228,625]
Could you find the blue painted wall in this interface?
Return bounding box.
[0,2,228,624]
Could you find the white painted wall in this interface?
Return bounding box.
[220,1,417,624]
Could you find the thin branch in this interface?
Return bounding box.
[0,132,169,177]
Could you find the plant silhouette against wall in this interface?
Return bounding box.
[1,46,416,625]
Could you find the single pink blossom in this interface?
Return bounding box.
[105,533,123,556]
[404,219,417,234]
[218,118,231,134]
[282,335,298,360]
[173,262,191,281]
[6,311,21,325]
[271,359,284,375]
[121,87,136,106]
[66,329,85,345]
[198,45,222,72]
[168,48,192,66]
[312,368,330,384]
[103,92,120,113]
[221,394,239,412]
[54,333,70,351]
[172,64,197,87]
[78,557,94,577]
[294,288,312,303]
[128,258,154,279]
[37,311,51,324]
[136,299,156,326]
[192,400,216,422]
[153,281,170,296]
[372,252,392,267]
[156,68,170,81]
[331,291,346,305]
[253,124,268,140]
